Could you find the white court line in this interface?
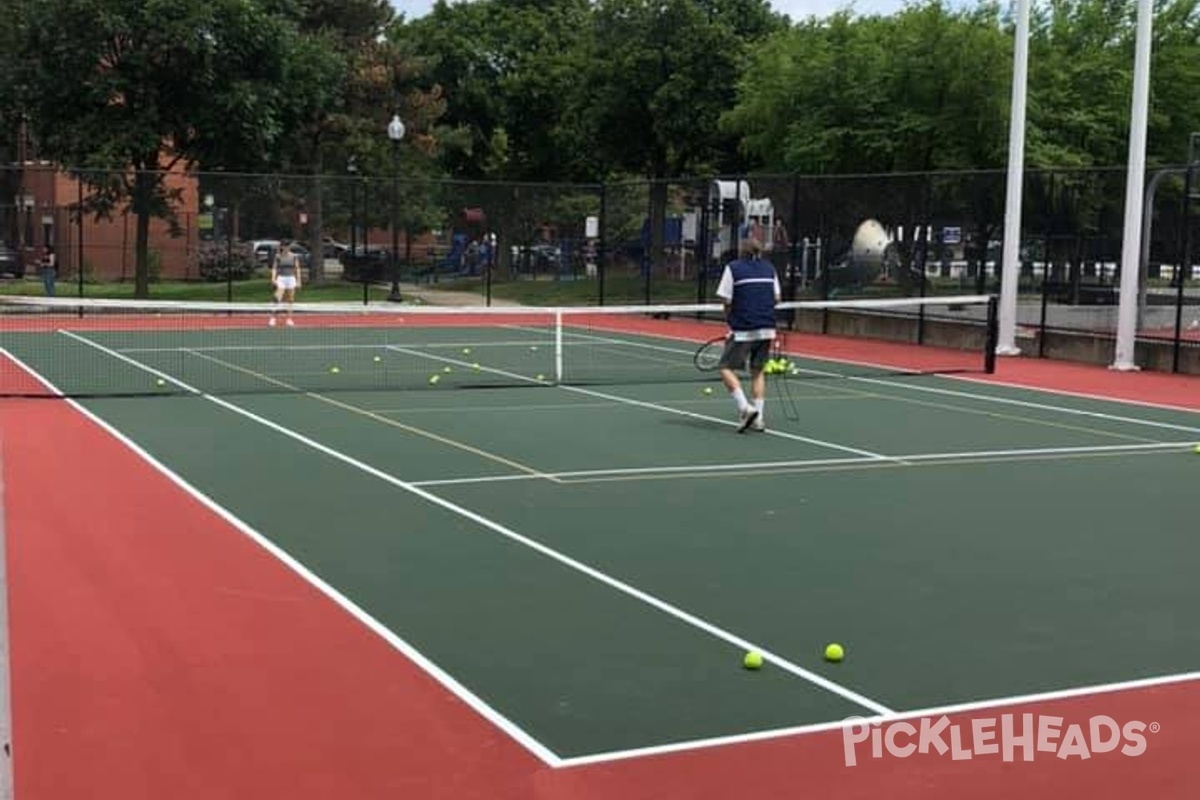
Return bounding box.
[16,340,563,768]
[384,344,895,461]
[56,334,896,718]
[119,339,549,354]
[797,366,1200,436]
[556,669,1200,768]
[554,324,1200,435]
[409,440,1195,487]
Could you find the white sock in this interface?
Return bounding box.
[754,398,764,419]
[730,387,748,412]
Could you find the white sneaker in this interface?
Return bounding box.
[268,317,276,327]
[737,408,760,433]
[752,417,765,432]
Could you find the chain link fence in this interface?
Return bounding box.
[1,164,1196,371]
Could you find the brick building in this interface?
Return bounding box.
[3,161,200,281]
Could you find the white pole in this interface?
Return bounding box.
[996,0,1032,356]
[1111,0,1155,371]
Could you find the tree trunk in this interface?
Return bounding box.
[649,176,669,289]
[133,168,154,299]
[310,147,325,282]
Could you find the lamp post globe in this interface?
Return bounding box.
[387,114,405,302]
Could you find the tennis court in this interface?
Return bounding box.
[2,295,1199,798]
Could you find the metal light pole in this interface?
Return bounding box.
[387,114,405,302]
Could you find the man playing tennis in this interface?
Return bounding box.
[269,241,301,327]
[715,237,781,433]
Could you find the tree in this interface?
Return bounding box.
[403,0,594,181]
[16,0,297,297]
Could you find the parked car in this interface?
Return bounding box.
[0,242,21,278]
[251,240,312,272]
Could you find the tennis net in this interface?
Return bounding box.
[0,294,997,398]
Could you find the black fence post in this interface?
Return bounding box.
[985,295,999,373]
[598,182,607,307]
[76,170,84,310]
[1173,144,1197,372]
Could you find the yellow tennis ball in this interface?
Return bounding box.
[443,366,452,373]
[1194,444,1200,454]
[472,362,481,370]
[743,651,764,670]
[703,387,714,395]
[462,348,472,355]
[824,643,845,662]
[428,374,440,385]
[373,356,381,363]
[329,366,340,374]
[536,374,545,381]
[156,378,166,387]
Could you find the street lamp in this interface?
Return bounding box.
[387,113,405,302]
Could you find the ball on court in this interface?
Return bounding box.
[824,643,845,662]
[443,366,453,374]
[1194,444,1200,454]
[530,346,539,352]
[743,651,764,670]
[429,374,440,385]
[472,362,481,370]
[703,387,714,395]
[373,356,382,363]
[329,366,340,374]
[156,378,166,387]
[462,348,472,355]
[536,374,545,381]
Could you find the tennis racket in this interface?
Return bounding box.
[770,331,801,422]
[694,334,729,371]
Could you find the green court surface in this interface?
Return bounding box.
[5,312,1200,761]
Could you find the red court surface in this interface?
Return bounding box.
[3,344,1198,799]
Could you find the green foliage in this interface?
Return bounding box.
[198,247,258,282]
[403,0,593,180]
[724,2,1011,174]
[15,0,297,296]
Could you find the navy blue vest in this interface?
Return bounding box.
[726,258,777,331]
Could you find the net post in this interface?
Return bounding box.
[984,294,999,373]
[554,309,563,383]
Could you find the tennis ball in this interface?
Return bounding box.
[472,362,481,370]
[428,374,440,385]
[462,348,472,355]
[329,366,340,374]
[703,386,714,395]
[824,643,845,662]
[530,346,539,352]
[443,366,453,373]
[743,651,764,670]
[373,356,382,363]
[156,378,166,387]
[536,374,545,381]
[1193,443,1200,454]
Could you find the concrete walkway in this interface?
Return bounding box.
[389,282,524,307]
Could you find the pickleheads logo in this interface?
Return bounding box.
[842,714,1158,766]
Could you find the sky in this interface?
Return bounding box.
[390,0,912,23]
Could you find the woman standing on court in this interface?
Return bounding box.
[269,241,301,327]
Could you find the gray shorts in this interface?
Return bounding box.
[718,338,772,372]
